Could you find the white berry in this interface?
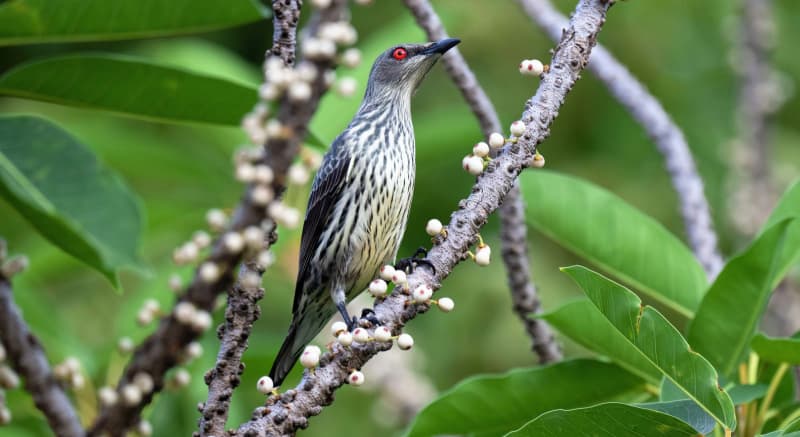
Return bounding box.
[437,297,455,312]
[526,59,545,76]
[352,328,370,343]
[223,232,245,254]
[254,165,274,184]
[98,386,118,407]
[341,48,361,68]
[174,302,196,325]
[288,163,310,185]
[206,209,228,231]
[121,384,142,406]
[199,262,221,283]
[475,245,491,266]
[184,341,203,360]
[172,368,191,387]
[137,420,153,437]
[331,321,348,337]
[251,184,274,206]
[519,59,532,74]
[257,250,275,269]
[463,155,484,176]
[425,219,443,236]
[510,120,526,137]
[379,265,395,281]
[235,163,256,182]
[391,270,407,285]
[337,331,354,346]
[243,226,265,249]
[369,279,388,297]
[300,346,321,368]
[413,284,433,303]
[336,77,358,97]
[133,372,154,394]
[374,326,392,342]
[192,310,213,332]
[531,152,545,168]
[192,231,212,248]
[348,370,365,386]
[488,132,505,148]
[397,333,414,350]
[288,81,312,102]
[257,376,274,394]
[472,141,490,158]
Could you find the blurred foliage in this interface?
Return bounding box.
[0,0,798,436]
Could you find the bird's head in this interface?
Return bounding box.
[363,38,460,100]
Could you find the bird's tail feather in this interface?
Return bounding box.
[269,323,303,387]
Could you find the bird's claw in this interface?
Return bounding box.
[360,308,381,326]
[395,246,436,274]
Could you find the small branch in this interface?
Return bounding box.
[198,262,266,437]
[518,0,724,280]
[233,0,613,433]
[198,1,304,433]
[88,2,349,435]
[270,0,302,67]
[402,0,561,363]
[0,274,83,437]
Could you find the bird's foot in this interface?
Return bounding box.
[395,246,436,274]
[360,308,381,327]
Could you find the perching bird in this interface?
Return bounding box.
[269,38,460,386]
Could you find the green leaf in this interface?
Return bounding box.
[752,333,800,364]
[405,359,645,437]
[762,180,800,278]
[687,219,797,377]
[637,400,716,435]
[0,0,266,46]
[562,265,736,430]
[540,299,662,384]
[507,403,699,437]
[729,384,769,404]
[0,115,143,287]
[520,171,707,318]
[0,54,258,126]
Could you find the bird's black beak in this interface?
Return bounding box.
[421,38,460,56]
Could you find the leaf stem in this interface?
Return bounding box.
[755,362,790,433]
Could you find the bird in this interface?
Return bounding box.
[269,38,460,387]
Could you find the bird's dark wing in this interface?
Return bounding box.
[293,138,352,314]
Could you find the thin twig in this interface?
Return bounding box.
[233,0,613,434]
[88,2,350,434]
[402,0,561,363]
[198,4,303,434]
[518,0,724,280]
[0,275,83,437]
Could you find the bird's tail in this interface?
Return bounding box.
[269,323,304,388]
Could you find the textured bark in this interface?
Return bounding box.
[519,0,724,279]
[88,2,349,435]
[270,0,302,67]
[0,278,83,437]
[233,1,613,434]
[403,0,561,363]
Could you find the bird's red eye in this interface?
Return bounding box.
[392,48,408,60]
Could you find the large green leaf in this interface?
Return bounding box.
[404,359,645,437]
[562,265,736,430]
[0,0,266,46]
[0,115,143,286]
[520,171,707,318]
[762,180,800,276]
[507,403,699,437]
[687,219,797,377]
[637,400,716,435]
[0,54,258,126]
[540,299,661,384]
[752,333,800,364]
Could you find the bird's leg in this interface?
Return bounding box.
[333,285,358,331]
[395,246,436,274]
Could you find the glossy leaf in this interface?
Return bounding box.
[637,400,716,435]
[687,219,798,377]
[0,115,143,286]
[507,403,699,437]
[0,0,266,46]
[752,333,800,364]
[540,299,661,383]
[520,171,707,318]
[405,359,645,437]
[563,265,736,430]
[762,180,800,279]
[0,54,258,126]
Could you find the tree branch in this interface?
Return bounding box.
[198,3,305,434]
[402,0,561,363]
[233,0,613,434]
[0,272,83,437]
[88,1,350,435]
[518,0,724,279]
